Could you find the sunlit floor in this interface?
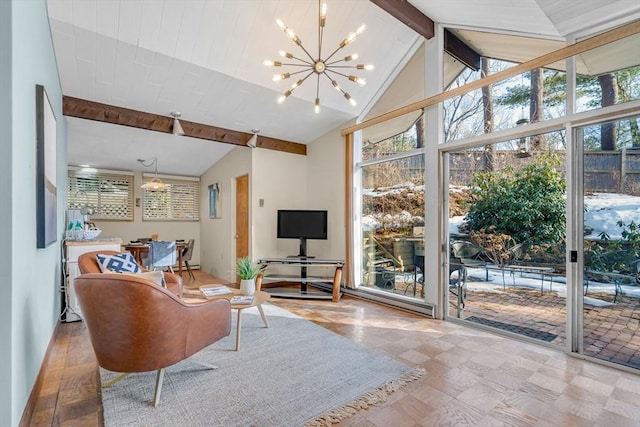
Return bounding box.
[32,270,640,426]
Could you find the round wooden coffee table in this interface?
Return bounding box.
[230,289,270,351]
[198,286,270,351]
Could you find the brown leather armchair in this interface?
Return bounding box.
[74,273,231,406]
[78,250,183,297]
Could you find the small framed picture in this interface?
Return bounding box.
[209,183,220,218]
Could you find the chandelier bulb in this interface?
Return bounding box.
[356,64,374,71]
[292,79,304,89]
[314,98,320,114]
[279,50,293,59]
[276,19,285,30]
[319,3,327,27]
[348,75,366,86]
[264,60,282,67]
[344,54,358,62]
[344,93,356,106]
[272,72,291,82]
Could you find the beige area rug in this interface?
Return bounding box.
[100,303,424,426]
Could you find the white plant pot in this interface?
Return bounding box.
[240,278,256,296]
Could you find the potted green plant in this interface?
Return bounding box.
[236,257,262,296]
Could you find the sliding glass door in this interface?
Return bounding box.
[445,130,567,347]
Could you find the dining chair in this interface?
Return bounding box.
[404,254,424,297]
[148,241,177,273]
[182,239,196,280]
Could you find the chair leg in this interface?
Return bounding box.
[153,368,165,407]
[185,261,195,280]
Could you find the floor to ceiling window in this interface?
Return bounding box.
[357,114,426,302]
[348,24,640,371]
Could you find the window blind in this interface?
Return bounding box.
[67,170,134,220]
[142,179,200,221]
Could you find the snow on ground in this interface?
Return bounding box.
[448,192,640,238]
[584,192,640,239]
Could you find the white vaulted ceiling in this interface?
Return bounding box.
[47,0,640,176]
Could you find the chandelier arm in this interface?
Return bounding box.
[289,56,314,65]
[324,68,357,81]
[299,70,315,85]
[323,44,344,64]
[321,71,346,95]
[289,71,316,93]
[325,58,347,66]
[293,40,316,63]
[286,69,313,78]
[277,62,314,67]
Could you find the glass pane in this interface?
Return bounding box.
[360,155,425,299]
[445,62,567,143]
[575,33,640,113]
[447,129,567,347]
[582,115,640,369]
[361,111,423,161]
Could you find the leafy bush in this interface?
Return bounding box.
[588,220,640,273]
[464,153,566,244]
[469,227,514,268]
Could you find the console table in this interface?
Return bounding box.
[258,258,344,302]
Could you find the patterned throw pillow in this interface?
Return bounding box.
[121,271,166,288]
[96,253,141,274]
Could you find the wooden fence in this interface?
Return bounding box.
[449,149,640,195]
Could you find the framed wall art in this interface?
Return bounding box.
[36,84,57,248]
[209,183,220,218]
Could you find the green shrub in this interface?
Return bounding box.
[464,153,566,244]
[236,257,262,280]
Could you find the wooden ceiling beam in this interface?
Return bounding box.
[62,96,306,156]
[370,0,434,39]
[444,30,481,71]
[370,0,481,70]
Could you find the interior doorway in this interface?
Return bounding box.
[235,174,249,282]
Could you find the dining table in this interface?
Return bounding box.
[122,241,187,276]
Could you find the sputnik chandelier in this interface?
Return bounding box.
[265,0,374,114]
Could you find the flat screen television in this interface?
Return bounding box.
[277,209,327,257]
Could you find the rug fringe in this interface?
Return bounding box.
[305,367,426,427]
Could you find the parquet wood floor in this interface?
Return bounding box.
[30,271,639,426]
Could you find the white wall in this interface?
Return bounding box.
[251,147,308,260]
[305,126,347,261]
[93,172,201,265]
[4,1,67,425]
[199,146,252,280]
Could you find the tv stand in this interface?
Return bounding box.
[258,257,344,302]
